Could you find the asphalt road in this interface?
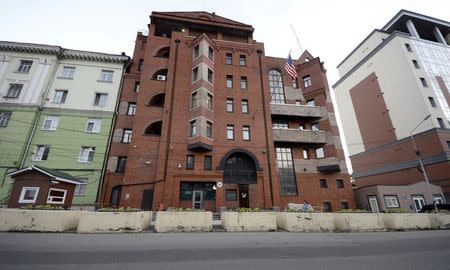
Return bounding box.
[1,230,449,270]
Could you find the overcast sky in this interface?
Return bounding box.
[1,0,449,172]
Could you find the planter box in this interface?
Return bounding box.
[154,211,212,232]
[0,209,81,232]
[428,213,450,229]
[382,213,431,230]
[334,213,386,232]
[76,211,152,233]
[221,212,277,232]
[277,212,334,232]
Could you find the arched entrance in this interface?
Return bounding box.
[110,185,122,207]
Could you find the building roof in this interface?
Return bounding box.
[7,165,84,185]
[382,9,450,32]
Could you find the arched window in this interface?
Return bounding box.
[151,69,168,81]
[269,69,285,104]
[147,93,165,107]
[154,47,170,58]
[110,185,122,206]
[144,121,162,135]
[220,150,259,184]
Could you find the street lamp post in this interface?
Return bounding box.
[409,114,436,210]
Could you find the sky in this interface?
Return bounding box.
[1,0,449,172]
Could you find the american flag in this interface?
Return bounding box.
[285,53,297,79]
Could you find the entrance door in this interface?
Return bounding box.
[192,190,203,209]
[239,184,249,208]
[412,195,426,212]
[110,185,122,207]
[368,195,380,213]
[141,189,154,210]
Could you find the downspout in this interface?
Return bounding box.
[95,58,131,207]
[257,49,275,207]
[19,49,63,168]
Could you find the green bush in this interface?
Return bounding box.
[20,204,64,210]
[386,208,410,213]
[171,208,204,212]
[429,209,450,214]
[231,208,264,212]
[336,209,370,213]
[97,207,141,212]
[285,208,314,213]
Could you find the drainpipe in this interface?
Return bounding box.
[19,50,62,169]
[257,49,274,207]
[95,58,131,207]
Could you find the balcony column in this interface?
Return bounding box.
[406,19,420,39]
[433,26,448,45]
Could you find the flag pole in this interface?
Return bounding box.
[290,24,303,55]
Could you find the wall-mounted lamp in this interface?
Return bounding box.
[177,163,182,168]
[145,161,152,164]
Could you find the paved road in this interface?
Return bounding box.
[1,230,449,269]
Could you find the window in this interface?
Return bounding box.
[303,75,312,88]
[240,76,247,89]
[295,100,301,105]
[79,147,95,163]
[340,201,349,209]
[19,187,39,203]
[206,121,213,138]
[243,126,250,141]
[191,91,198,109]
[320,179,328,188]
[138,59,144,71]
[207,69,214,84]
[122,129,132,143]
[116,156,127,173]
[208,46,214,60]
[192,67,199,82]
[32,145,50,161]
[226,189,237,201]
[189,120,197,137]
[18,60,33,73]
[134,82,140,92]
[405,43,413,52]
[42,116,59,131]
[6,84,23,98]
[226,53,232,65]
[384,195,399,208]
[186,155,194,169]
[276,147,297,196]
[204,155,212,170]
[429,97,437,107]
[206,93,213,110]
[323,201,332,212]
[127,102,136,116]
[74,180,87,196]
[420,77,428,87]
[312,122,320,131]
[227,125,234,140]
[272,120,288,129]
[437,118,445,128]
[99,70,113,82]
[226,98,234,112]
[447,141,450,150]
[242,100,249,113]
[94,93,108,107]
[46,188,67,204]
[193,45,200,59]
[336,179,344,188]
[226,75,233,88]
[433,195,444,204]
[61,66,75,79]
[316,147,325,159]
[0,112,12,127]
[239,55,246,66]
[412,60,420,69]
[307,99,315,106]
[53,90,68,103]
[269,70,285,104]
[85,119,101,133]
[303,149,309,159]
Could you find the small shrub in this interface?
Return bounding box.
[172,208,204,212]
[97,207,141,212]
[336,209,370,213]
[20,204,64,210]
[233,208,263,212]
[285,208,314,213]
[429,209,450,214]
[386,208,410,214]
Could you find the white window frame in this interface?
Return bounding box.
[316,147,325,159]
[127,103,136,115]
[94,93,108,107]
[122,129,132,143]
[18,60,33,73]
[6,84,23,98]
[53,90,68,104]
[42,116,59,130]
[243,126,250,141]
[32,145,50,161]
[99,70,114,82]
[46,188,67,204]
[0,112,12,127]
[78,147,95,163]
[433,195,444,204]
[227,125,234,140]
[384,195,400,208]
[61,66,75,79]
[303,75,312,88]
[19,187,39,203]
[85,119,101,133]
[74,181,87,196]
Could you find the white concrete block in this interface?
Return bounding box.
[154,211,212,233]
[428,213,450,229]
[277,212,334,232]
[221,212,277,232]
[382,213,432,230]
[334,213,386,232]
[76,211,151,233]
[0,209,81,232]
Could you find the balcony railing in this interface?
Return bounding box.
[272,128,327,144]
[270,103,322,118]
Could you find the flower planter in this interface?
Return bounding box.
[221,211,277,232]
[0,209,81,232]
[333,213,386,232]
[428,213,450,229]
[276,212,334,232]
[154,211,212,232]
[382,213,431,230]
[76,211,152,233]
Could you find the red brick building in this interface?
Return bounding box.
[99,11,355,211]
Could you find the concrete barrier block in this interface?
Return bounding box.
[0,209,81,232]
[221,212,277,232]
[333,213,386,232]
[154,211,212,232]
[76,211,151,233]
[382,213,431,230]
[276,212,334,232]
[428,213,450,229]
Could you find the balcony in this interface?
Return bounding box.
[270,103,322,118]
[293,157,344,173]
[272,128,327,144]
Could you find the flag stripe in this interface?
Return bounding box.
[285,53,297,79]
